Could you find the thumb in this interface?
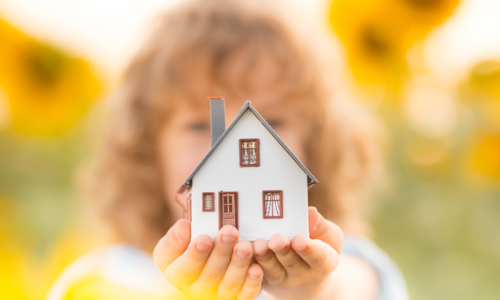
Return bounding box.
[308,207,343,253]
[153,219,191,271]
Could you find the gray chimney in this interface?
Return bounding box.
[209,97,225,147]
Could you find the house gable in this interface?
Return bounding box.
[179,101,318,192]
[193,109,308,189]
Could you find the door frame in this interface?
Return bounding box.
[218,191,239,230]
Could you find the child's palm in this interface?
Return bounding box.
[253,207,343,300]
[154,220,263,300]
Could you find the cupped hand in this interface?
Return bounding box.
[252,207,343,300]
[153,220,263,300]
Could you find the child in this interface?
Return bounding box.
[48,0,409,299]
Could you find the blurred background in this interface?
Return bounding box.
[0,0,499,299]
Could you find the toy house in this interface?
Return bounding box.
[178,98,318,241]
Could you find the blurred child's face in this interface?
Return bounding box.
[157,52,309,220]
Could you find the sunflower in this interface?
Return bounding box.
[0,18,102,135]
[328,0,459,91]
[461,61,500,181]
[468,134,500,181]
[468,60,500,99]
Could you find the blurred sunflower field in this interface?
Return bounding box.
[0,16,104,299]
[328,0,500,299]
[1,0,499,299]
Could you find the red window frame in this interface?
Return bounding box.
[202,192,215,212]
[262,190,283,219]
[239,139,260,167]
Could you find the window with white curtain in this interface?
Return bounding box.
[263,191,283,218]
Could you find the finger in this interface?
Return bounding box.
[291,235,339,272]
[253,238,286,285]
[191,225,239,293]
[237,264,264,300]
[163,234,213,288]
[308,207,343,253]
[153,219,191,271]
[218,240,253,298]
[268,233,309,276]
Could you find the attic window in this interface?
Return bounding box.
[240,139,260,167]
[263,190,283,219]
[202,193,215,212]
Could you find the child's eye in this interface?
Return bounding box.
[267,119,283,129]
[188,122,209,132]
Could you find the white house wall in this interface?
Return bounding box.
[191,110,309,241]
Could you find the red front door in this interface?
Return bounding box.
[220,192,238,229]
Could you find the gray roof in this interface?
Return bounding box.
[179,100,318,192]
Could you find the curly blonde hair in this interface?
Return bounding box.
[86,0,382,252]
